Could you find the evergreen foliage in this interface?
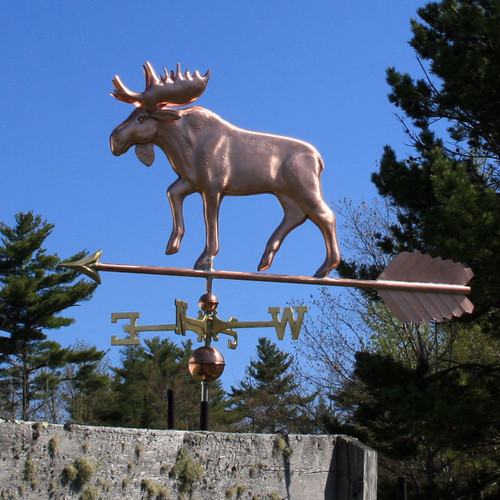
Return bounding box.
[62,344,112,425]
[373,0,500,327]
[228,337,315,433]
[92,337,229,430]
[329,1,500,497]
[0,212,103,421]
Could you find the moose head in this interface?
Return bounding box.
[110,62,210,164]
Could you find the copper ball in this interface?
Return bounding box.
[188,346,225,382]
[198,292,219,312]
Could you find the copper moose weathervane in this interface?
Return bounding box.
[109,62,340,278]
[63,62,474,427]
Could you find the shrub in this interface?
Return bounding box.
[172,448,203,494]
[74,457,97,484]
[48,436,60,459]
[141,479,170,499]
[24,458,38,481]
[80,487,98,500]
[62,464,78,483]
[273,435,292,458]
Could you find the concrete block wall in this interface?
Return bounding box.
[0,419,376,499]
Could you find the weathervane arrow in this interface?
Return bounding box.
[61,250,474,324]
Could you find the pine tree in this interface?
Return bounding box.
[371,0,500,327]
[0,212,102,421]
[228,337,315,433]
[330,2,500,497]
[62,342,113,425]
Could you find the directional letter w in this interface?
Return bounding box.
[268,306,308,340]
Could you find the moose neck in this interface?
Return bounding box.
[153,114,193,178]
[154,107,212,181]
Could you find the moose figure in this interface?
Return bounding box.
[110,62,340,277]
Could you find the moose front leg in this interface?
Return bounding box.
[195,192,222,271]
[166,178,196,255]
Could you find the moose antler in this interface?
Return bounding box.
[111,62,210,110]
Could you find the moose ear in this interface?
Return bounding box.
[151,109,181,122]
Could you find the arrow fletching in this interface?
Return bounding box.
[377,252,474,323]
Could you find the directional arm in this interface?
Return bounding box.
[110,304,309,349]
[62,250,474,324]
[111,312,178,345]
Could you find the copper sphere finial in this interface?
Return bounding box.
[198,292,219,312]
[188,346,225,382]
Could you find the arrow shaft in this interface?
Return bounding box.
[96,262,470,295]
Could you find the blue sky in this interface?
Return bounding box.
[1,1,424,389]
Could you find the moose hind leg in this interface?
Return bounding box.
[290,184,340,277]
[258,195,307,272]
[166,178,196,255]
[308,201,340,278]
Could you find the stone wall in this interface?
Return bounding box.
[0,419,376,499]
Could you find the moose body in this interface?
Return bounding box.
[110,63,340,277]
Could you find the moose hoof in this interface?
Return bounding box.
[314,260,340,278]
[194,257,214,272]
[313,270,329,278]
[257,262,271,272]
[258,253,273,272]
[165,240,181,255]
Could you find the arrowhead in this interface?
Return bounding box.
[60,250,102,284]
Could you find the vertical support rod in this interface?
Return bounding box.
[167,388,175,429]
[199,277,213,431]
[397,477,407,500]
[200,381,209,431]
